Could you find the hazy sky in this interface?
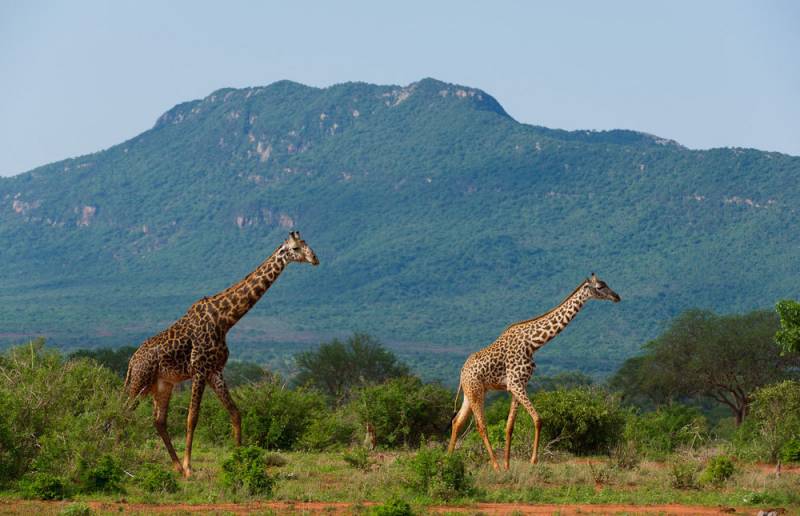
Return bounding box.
[1,1,798,176]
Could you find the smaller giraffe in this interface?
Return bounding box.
[124,231,318,477]
[448,273,620,471]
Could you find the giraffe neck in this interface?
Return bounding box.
[211,244,290,331]
[513,281,592,357]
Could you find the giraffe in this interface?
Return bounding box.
[447,273,620,471]
[124,231,319,478]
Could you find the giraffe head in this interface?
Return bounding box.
[586,273,620,302]
[282,231,319,266]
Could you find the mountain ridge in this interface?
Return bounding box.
[1,78,798,382]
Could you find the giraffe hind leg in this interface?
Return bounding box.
[182,373,206,478]
[504,397,519,470]
[447,393,471,453]
[464,387,500,471]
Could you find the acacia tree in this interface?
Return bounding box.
[293,333,410,404]
[611,309,800,425]
[776,300,800,354]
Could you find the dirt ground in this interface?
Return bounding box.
[0,499,777,515]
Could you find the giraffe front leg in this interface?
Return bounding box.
[183,373,206,478]
[503,397,519,470]
[509,385,542,465]
[209,371,242,446]
[152,380,184,476]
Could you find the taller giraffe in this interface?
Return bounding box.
[124,231,319,478]
[448,273,620,471]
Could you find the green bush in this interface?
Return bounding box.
[372,497,414,516]
[742,381,800,462]
[403,446,472,500]
[610,440,641,470]
[239,380,325,450]
[481,387,626,456]
[263,453,288,467]
[668,455,700,489]
[342,447,372,470]
[0,341,150,485]
[624,404,708,457]
[299,410,357,451]
[59,502,93,516]
[19,472,69,500]
[534,387,626,455]
[220,446,275,496]
[137,463,178,494]
[353,377,451,448]
[781,437,800,463]
[699,455,735,486]
[77,455,124,493]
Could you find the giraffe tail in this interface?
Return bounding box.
[446,383,463,433]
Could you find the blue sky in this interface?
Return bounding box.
[1,1,798,176]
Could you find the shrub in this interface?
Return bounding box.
[59,502,93,516]
[699,455,735,486]
[669,455,700,489]
[472,388,626,458]
[77,455,124,493]
[610,440,641,470]
[372,497,414,516]
[299,410,357,451]
[531,387,626,455]
[239,380,326,450]
[220,446,275,496]
[353,377,451,448]
[137,463,178,494]
[744,381,800,462]
[19,472,69,500]
[263,453,288,467]
[781,437,800,463]
[624,404,708,457]
[0,341,150,485]
[342,447,372,470]
[403,446,472,500]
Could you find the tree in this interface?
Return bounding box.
[610,310,800,425]
[776,300,800,354]
[748,381,800,463]
[293,333,410,404]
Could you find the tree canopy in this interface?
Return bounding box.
[776,300,800,354]
[293,333,410,404]
[610,309,800,425]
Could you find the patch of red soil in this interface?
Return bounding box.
[7,500,755,515]
[755,462,800,475]
[429,502,743,515]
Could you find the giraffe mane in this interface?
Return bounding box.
[503,279,590,332]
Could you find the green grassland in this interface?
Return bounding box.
[3,449,798,514]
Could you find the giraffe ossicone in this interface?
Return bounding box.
[124,231,319,478]
[447,273,620,471]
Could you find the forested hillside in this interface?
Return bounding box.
[1,78,798,379]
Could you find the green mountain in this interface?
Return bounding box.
[1,78,798,381]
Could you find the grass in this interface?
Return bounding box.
[1,446,799,513]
